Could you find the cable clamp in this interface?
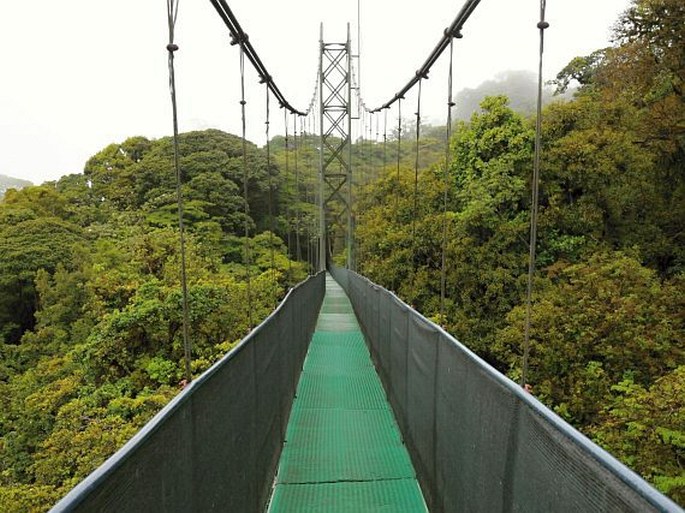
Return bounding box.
[537,21,550,29]
[230,32,249,46]
[444,28,464,39]
[166,43,179,52]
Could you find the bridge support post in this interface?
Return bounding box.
[318,23,354,271]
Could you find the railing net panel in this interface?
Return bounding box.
[51,273,325,513]
[330,266,681,513]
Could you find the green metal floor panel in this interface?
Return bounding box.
[269,274,427,512]
[315,313,361,332]
[296,374,390,410]
[269,479,427,513]
[303,332,373,372]
[320,299,355,314]
[277,409,414,483]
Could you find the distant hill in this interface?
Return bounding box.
[454,70,566,121]
[0,174,33,199]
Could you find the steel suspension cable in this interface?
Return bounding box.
[293,113,301,262]
[440,37,457,321]
[239,44,254,329]
[374,113,380,180]
[265,85,277,309]
[356,111,364,272]
[396,99,403,211]
[391,99,403,292]
[305,118,311,272]
[165,0,192,384]
[300,116,306,264]
[410,80,423,288]
[284,109,292,273]
[307,114,315,274]
[383,109,388,174]
[314,100,323,272]
[412,79,423,240]
[369,114,374,180]
[358,110,365,183]
[368,0,482,113]
[312,111,318,271]
[208,0,309,116]
[375,112,379,143]
[521,0,549,388]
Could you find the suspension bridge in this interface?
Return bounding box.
[50,0,682,512]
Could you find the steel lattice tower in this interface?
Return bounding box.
[318,24,353,271]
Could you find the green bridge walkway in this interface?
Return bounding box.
[268,274,427,512]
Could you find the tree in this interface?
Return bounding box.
[590,366,685,503]
[495,252,684,425]
[0,126,306,512]
[357,96,534,361]
[0,216,84,344]
[437,96,534,356]
[551,50,607,94]
[84,136,152,209]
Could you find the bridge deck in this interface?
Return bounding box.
[268,274,427,512]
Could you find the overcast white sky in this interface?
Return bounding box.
[0,0,631,185]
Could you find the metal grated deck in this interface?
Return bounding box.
[268,274,427,512]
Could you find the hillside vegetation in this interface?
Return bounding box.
[0,0,682,510]
[0,130,308,511]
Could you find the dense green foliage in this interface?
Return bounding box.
[0,130,307,512]
[355,0,684,504]
[1,0,682,509]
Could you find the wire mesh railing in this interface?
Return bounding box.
[50,273,325,513]
[330,266,682,513]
